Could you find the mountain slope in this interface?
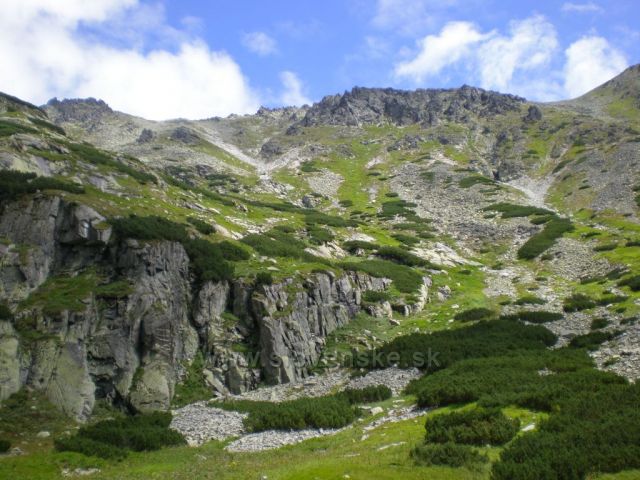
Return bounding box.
[0,66,639,478]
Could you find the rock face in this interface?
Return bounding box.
[254,272,391,383]
[298,86,525,128]
[0,196,403,419]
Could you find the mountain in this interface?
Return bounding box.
[0,66,639,478]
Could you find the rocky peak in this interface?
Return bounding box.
[45,97,114,124]
[297,85,525,128]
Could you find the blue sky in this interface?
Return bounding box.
[1,0,638,119]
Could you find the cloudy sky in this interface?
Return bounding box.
[1,0,638,120]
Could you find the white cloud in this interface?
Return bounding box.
[563,36,627,98]
[372,0,459,35]
[394,22,488,82]
[242,31,277,56]
[561,2,603,13]
[392,15,630,101]
[0,0,260,120]
[279,71,311,106]
[476,16,558,92]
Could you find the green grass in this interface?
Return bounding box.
[20,271,99,315]
[0,411,487,480]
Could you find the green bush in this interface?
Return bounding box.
[183,238,234,283]
[0,303,13,321]
[65,143,156,184]
[55,436,127,460]
[518,217,574,260]
[378,200,419,220]
[342,240,379,253]
[500,310,563,323]
[411,442,487,467]
[454,307,495,322]
[569,330,621,350]
[187,217,214,235]
[339,199,353,207]
[563,293,596,312]
[307,225,334,245]
[483,202,553,218]
[0,119,37,137]
[590,317,610,330]
[376,246,431,268]
[303,210,356,227]
[339,385,392,404]
[513,295,546,305]
[391,233,420,246]
[29,117,66,135]
[459,175,495,188]
[594,243,618,252]
[216,240,251,261]
[55,412,184,460]
[492,381,640,480]
[618,275,640,292]
[340,259,425,293]
[425,408,519,446]
[110,215,235,282]
[218,396,357,432]
[0,439,10,453]
[361,319,556,371]
[0,169,84,202]
[255,271,274,286]
[530,215,554,225]
[362,290,392,303]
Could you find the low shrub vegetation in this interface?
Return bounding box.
[217,396,356,432]
[453,307,495,322]
[0,439,10,453]
[500,310,563,323]
[66,142,156,184]
[459,175,495,188]
[54,412,185,460]
[425,408,519,446]
[361,319,556,371]
[563,293,596,312]
[0,170,84,202]
[187,216,215,235]
[362,290,392,303]
[110,215,238,282]
[569,330,621,350]
[375,246,432,268]
[483,202,554,218]
[590,317,610,330]
[340,259,425,294]
[518,217,574,260]
[0,119,37,137]
[513,295,546,305]
[618,275,640,292]
[342,240,379,253]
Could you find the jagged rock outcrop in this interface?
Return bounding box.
[253,272,392,383]
[46,98,114,125]
[0,195,413,418]
[297,86,525,128]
